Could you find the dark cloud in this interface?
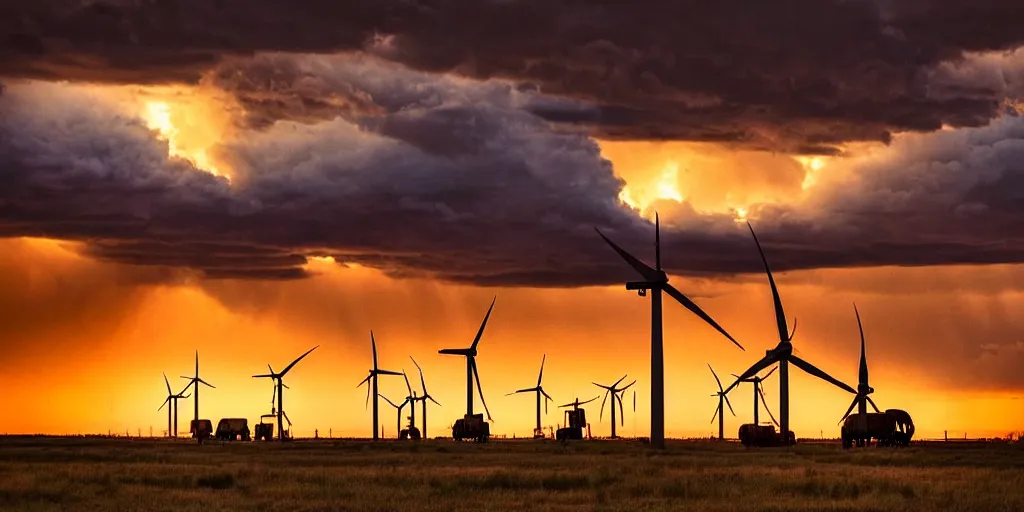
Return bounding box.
[3,69,1024,286]
[2,1,1023,151]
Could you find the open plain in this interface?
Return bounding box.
[2,437,1023,511]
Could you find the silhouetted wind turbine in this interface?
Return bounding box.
[180,350,215,424]
[158,373,189,437]
[356,332,402,441]
[438,296,496,421]
[402,370,417,433]
[840,304,880,430]
[560,396,600,411]
[252,345,319,441]
[708,364,735,440]
[724,223,855,440]
[410,356,441,439]
[507,354,553,436]
[732,366,778,426]
[380,394,410,439]
[596,215,744,448]
[594,375,636,439]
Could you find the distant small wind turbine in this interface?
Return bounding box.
[708,364,735,440]
[180,351,215,424]
[379,394,411,439]
[438,296,496,421]
[356,332,402,441]
[594,375,636,439]
[158,373,189,438]
[252,345,319,441]
[840,304,881,430]
[507,354,553,437]
[410,356,441,438]
[596,215,744,448]
[732,366,779,427]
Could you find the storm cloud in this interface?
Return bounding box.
[2,0,1023,152]
[2,58,1024,285]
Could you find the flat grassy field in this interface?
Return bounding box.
[2,436,1023,511]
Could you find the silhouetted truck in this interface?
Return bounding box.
[452,414,489,442]
[738,424,795,447]
[842,409,915,448]
[254,415,275,441]
[190,419,213,444]
[556,409,589,441]
[215,418,251,441]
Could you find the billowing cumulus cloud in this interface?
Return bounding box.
[2,1,1023,152]
[2,54,1024,285]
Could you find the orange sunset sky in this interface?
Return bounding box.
[2,3,1024,441]
[2,82,1023,439]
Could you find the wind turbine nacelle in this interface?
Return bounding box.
[626,281,653,296]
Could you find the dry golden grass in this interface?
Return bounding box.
[1,436,1023,511]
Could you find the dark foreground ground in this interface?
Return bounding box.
[2,436,1023,511]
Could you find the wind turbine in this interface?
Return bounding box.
[402,370,417,433]
[596,215,744,449]
[840,304,881,430]
[593,375,636,439]
[708,364,735,440]
[252,345,319,441]
[356,332,402,441]
[506,354,553,437]
[180,350,215,424]
[723,223,855,441]
[158,373,189,438]
[560,396,600,411]
[732,366,779,427]
[438,296,496,421]
[380,394,411,439]
[410,356,441,439]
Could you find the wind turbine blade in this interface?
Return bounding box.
[158,397,169,411]
[710,406,719,425]
[664,283,744,350]
[470,296,497,351]
[280,345,319,377]
[599,390,609,421]
[268,364,275,375]
[594,227,659,281]
[617,393,625,426]
[283,411,291,427]
[163,373,171,394]
[540,389,553,401]
[379,394,399,409]
[581,395,600,406]
[724,394,735,416]
[655,212,661,271]
[428,396,442,407]
[356,374,372,388]
[371,331,378,369]
[365,381,371,409]
[403,371,412,396]
[866,396,881,413]
[199,378,215,389]
[471,359,492,421]
[612,374,627,388]
[724,354,779,394]
[537,354,546,387]
[633,390,636,412]
[708,364,724,392]
[180,376,193,381]
[759,388,779,427]
[411,356,428,394]
[281,382,290,389]
[592,382,612,390]
[620,380,637,392]
[763,366,778,380]
[747,222,790,343]
[376,369,403,376]
[840,396,859,424]
[789,355,857,394]
[512,387,537,394]
[253,374,274,379]
[854,303,868,386]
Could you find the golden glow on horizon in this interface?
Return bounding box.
[142,100,228,180]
